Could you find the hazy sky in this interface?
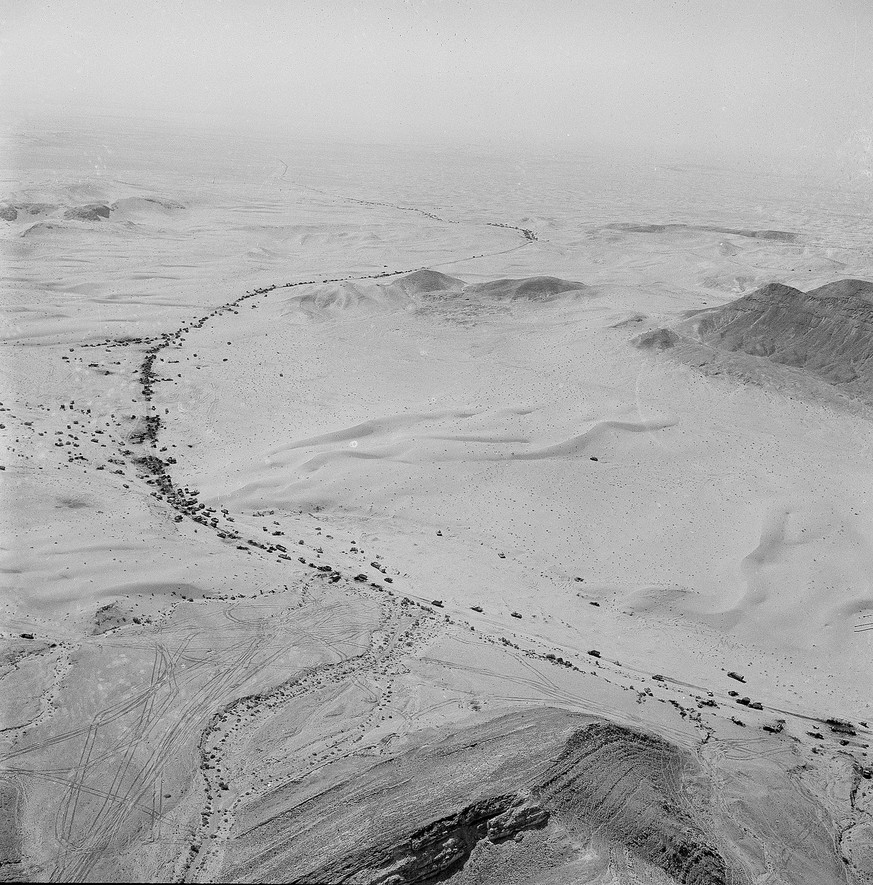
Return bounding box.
[3,0,873,166]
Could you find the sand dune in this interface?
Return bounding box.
[219,411,677,512]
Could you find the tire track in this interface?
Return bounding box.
[52,592,382,882]
[180,594,446,882]
[52,630,267,881]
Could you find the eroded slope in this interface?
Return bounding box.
[636,278,873,405]
[218,709,850,885]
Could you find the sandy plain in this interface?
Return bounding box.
[1,121,872,883]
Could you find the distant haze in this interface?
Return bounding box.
[2,0,873,172]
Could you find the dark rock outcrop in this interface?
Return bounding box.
[63,204,111,221]
[311,794,549,884]
[634,328,680,350]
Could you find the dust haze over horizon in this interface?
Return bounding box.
[3,0,873,173]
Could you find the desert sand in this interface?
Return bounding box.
[1,121,872,883]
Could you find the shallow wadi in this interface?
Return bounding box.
[0,124,870,884]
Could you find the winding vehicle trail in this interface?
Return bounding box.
[293,182,538,241]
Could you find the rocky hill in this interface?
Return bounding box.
[638,279,873,404]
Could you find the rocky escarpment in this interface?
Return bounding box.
[218,710,749,884]
[636,279,873,405]
[605,222,797,241]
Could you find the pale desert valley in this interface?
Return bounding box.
[2,119,873,884]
